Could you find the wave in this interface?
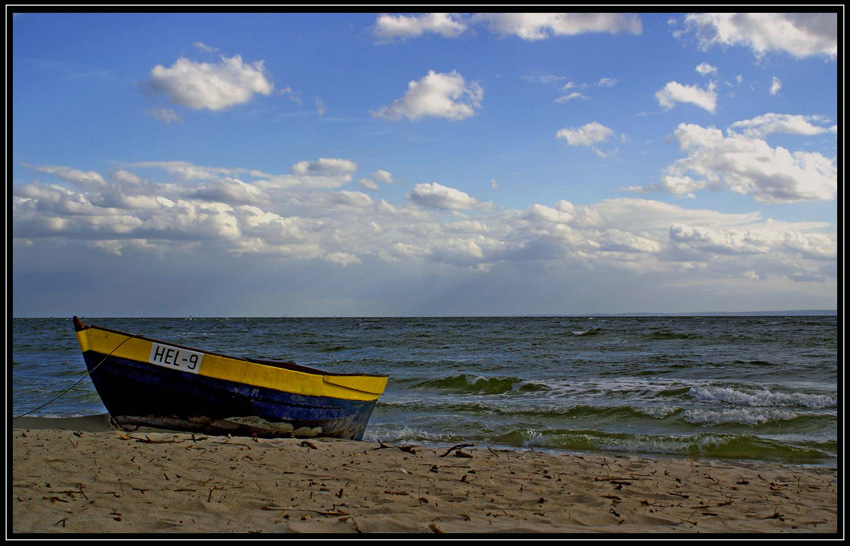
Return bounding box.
[689,385,836,409]
[489,428,835,464]
[369,422,836,464]
[409,374,549,395]
[644,330,701,340]
[376,398,834,431]
[572,328,602,337]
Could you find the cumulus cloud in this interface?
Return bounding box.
[556,122,618,157]
[661,123,837,203]
[192,42,219,53]
[676,13,838,59]
[148,54,274,111]
[31,165,108,190]
[291,158,357,178]
[655,80,718,112]
[407,182,482,210]
[554,91,588,104]
[695,62,717,76]
[372,70,483,121]
[13,158,836,292]
[471,13,642,40]
[728,113,837,138]
[374,13,643,42]
[556,122,614,147]
[359,169,395,191]
[374,13,468,41]
[770,76,782,96]
[188,177,269,205]
[145,107,183,125]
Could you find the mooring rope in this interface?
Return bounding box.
[14,336,131,419]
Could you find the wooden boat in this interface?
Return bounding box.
[73,317,388,440]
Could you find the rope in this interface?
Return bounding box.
[14,336,131,419]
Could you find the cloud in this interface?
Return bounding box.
[769,76,782,96]
[695,62,718,76]
[291,158,357,178]
[31,165,108,190]
[13,159,836,297]
[676,13,838,59]
[279,86,302,105]
[374,13,468,41]
[372,70,483,121]
[314,96,326,116]
[188,177,269,205]
[659,123,837,203]
[728,113,836,138]
[554,91,588,103]
[192,42,219,53]
[556,122,616,156]
[655,80,717,112]
[471,13,642,40]
[127,160,263,181]
[359,169,395,191]
[407,182,482,210]
[147,54,274,111]
[145,107,183,125]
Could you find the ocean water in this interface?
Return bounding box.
[11,316,838,466]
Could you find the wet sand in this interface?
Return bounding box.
[11,416,838,535]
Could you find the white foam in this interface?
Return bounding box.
[682,408,799,426]
[689,386,836,409]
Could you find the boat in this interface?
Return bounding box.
[72,316,388,440]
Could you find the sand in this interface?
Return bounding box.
[11,417,838,535]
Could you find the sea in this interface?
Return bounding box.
[11,315,839,467]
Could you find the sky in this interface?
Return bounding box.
[10,10,840,317]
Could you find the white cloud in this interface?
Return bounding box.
[554,91,588,104]
[279,86,302,105]
[291,158,357,178]
[13,158,837,299]
[407,182,482,210]
[372,70,483,122]
[597,77,618,88]
[148,54,274,111]
[729,113,836,138]
[128,160,262,181]
[695,62,718,76]
[189,177,269,205]
[314,96,326,116]
[471,13,642,40]
[677,13,838,59]
[556,122,615,147]
[32,165,108,190]
[359,178,379,191]
[661,123,837,203]
[145,107,183,124]
[655,80,717,112]
[324,251,362,266]
[770,76,782,96]
[192,42,219,53]
[359,169,395,191]
[374,13,468,41]
[600,228,663,253]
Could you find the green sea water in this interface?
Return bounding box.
[11,315,838,466]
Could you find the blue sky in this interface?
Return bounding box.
[11,11,839,316]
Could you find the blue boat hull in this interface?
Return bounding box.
[83,350,378,440]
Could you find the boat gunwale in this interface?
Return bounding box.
[74,318,388,380]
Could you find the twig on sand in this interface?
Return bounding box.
[440,443,475,458]
[375,440,417,454]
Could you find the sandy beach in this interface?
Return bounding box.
[11,416,838,535]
